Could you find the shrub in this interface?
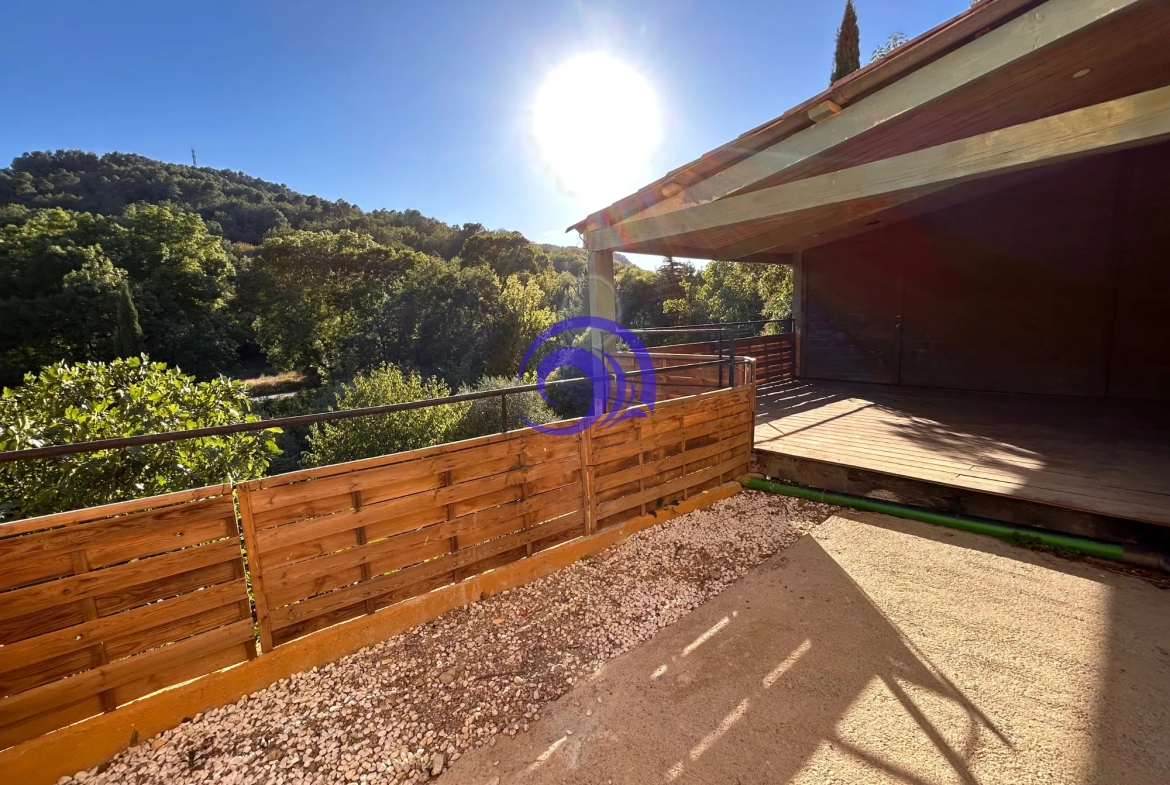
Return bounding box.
[0,356,279,519]
[453,375,560,440]
[301,364,466,467]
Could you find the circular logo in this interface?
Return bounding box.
[518,316,657,436]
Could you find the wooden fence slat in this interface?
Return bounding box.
[0,540,242,624]
[0,620,254,731]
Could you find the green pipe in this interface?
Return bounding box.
[738,475,1150,566]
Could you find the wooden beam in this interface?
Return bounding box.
[587,249,615,353]
[624,0,1145,224]
[807,100,841,123]
[791,252,805,378]
[588,85,1170,252]
[712,185,951,259]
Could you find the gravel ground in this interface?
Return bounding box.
[63,489,833,785]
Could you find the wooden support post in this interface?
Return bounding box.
[636,421,647,517]
[69,550,117,713]
[578,428,597,535]
[352,491,377,616]
[444,470,460,582]
[792,252,805,378]
[520,449,534,557]
[587,248,616,353]
[236,486,274,653]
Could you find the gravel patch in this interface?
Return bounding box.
[65,489,833,785]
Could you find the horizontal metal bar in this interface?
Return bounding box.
[631,318,791,334]
[0,358,746,464]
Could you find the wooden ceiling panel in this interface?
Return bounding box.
[740,2,1170,195]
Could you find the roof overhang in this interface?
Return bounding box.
[573,0,1170,262]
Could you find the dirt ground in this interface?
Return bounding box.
[442,511,1170,785]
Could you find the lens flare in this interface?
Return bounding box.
[533,52,661,205]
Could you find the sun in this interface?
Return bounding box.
[533,52,661,206]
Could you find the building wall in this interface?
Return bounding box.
[800,143,1170,400]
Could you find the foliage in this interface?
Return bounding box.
[459,230,553,279]
[662,260,793,329]
[113,280,144,357]
[0,204,237,385]
[0,356,278,519]
[0,150,480,252]
[484,276,558,376]
[871,32,909,62]
[360,255,502,386]
[830,1,861,84]
[242,229,421,378]
[453,375,560,440]
[300,364,467,467]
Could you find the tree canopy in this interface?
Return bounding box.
[831,1,861,84]
[0,357,277,519]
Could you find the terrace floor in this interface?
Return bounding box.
[753,380,1170,528]
[442,511,1170,784]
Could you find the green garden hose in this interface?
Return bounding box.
[738,475,1168,572]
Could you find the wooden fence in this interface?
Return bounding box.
[648,333,794,385]
[0,485,255,749]
[0,383,753,751]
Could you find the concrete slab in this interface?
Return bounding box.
[442,511,1170,785]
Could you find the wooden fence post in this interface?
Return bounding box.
[578,428,597,535]
[236,485,275,653]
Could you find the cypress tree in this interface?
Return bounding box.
[830,1,861,85]
[113,280,145,358]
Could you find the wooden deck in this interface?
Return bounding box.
[754,380,1170,527]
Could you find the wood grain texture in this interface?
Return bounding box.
[754,380,1170,526]
[0,384,754,757]
[0,488,252,748]
[589,83,1170,252]
[243,388,753,646]
[618,0,1146,226]
[0,482,742,785]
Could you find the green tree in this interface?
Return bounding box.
[458,230,553,279]
[244,229,420,378]
[484,275,557,376]
[656,257,699,326]
[0,357,278,519]
[113,280,144,357]
[616,264,667,328]
[830,1,861,84]
[0,205,237,384]
[870,31,909,62]
[301,364,467,467]
[365,256,501,386]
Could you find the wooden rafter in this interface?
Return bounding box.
[619,0,1145,225]
[587,85,1170,253]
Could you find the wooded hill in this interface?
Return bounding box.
[0,150,791,389]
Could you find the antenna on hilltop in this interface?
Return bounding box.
[191,148,197,167]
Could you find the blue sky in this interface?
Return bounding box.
[1,0,972,266]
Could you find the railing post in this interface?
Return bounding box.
[718,332,725,388]
[729,333,736,387]
[501,392,508,433]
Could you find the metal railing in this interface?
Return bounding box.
[629,318,792,389]
[0,357,751,465]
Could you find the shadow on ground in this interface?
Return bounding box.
[442,510,1170,785]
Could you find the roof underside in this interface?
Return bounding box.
[576,0,1170,262]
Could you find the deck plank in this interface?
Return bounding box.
[754,380,1170,526]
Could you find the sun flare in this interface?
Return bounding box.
[533,52,661,206]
